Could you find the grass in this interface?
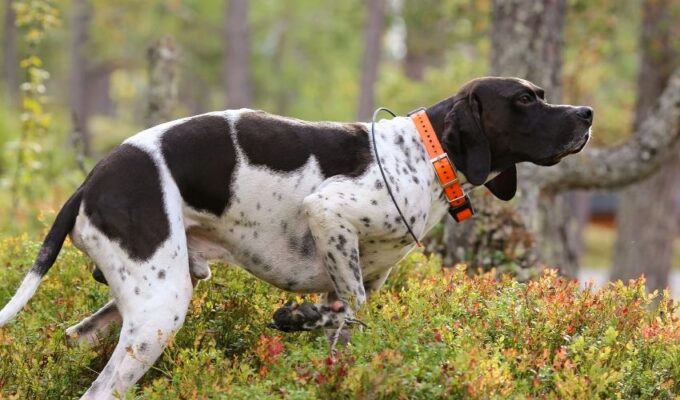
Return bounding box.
[1,234,680,399]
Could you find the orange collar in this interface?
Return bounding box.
[410,109,474,222]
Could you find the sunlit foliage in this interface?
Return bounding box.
[0,237,678,398]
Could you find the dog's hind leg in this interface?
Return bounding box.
[65,300,121,346]
[79,248,192,399]
[73,219,193,399]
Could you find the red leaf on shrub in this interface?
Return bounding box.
[433,330,443,342]
[267,337,285,359]
[314,372,327,384]
[255,335,285,367]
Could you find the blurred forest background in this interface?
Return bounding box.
[0,0,679,292]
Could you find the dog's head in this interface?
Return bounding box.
[437,77,592,200]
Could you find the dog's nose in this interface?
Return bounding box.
[575,106,593,124]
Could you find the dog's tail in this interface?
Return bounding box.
[0,188,83,326]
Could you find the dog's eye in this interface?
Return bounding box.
[517,94,534,105]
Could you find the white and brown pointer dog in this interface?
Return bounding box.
[0,77,592,398]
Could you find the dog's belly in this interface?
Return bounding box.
[185,209,334,293]
[181,157,421,293]
[183,157,335,292]
[185,216,413,294]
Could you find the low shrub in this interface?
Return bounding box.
[0,235,678,399]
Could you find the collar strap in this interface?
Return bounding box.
[409,109,474,222]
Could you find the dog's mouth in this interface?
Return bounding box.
[573,129,591,152]
[534,129,591,166]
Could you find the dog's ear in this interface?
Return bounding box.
[443,88,491,186]
[484,165,516,201]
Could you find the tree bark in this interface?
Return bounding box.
[611,0,679,292]
[70,0,92,156]
[146,37,178,128]
[444,0,680,278]
[490,0,566,100]
[357,0,387,121]
[223,0,252,109]
[3,0,19,106]
[445,0,577,275]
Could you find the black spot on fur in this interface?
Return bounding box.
[162,115,237,216]
[235,111,372,178]
[157,270,166,279]
[92,267,107,285]
[299,230,316,257]
[337,234,347,248]
[83,144,169,261]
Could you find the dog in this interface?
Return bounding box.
[0,77,592,399]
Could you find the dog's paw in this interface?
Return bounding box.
[189,257,211,281]
[267,301,351,332]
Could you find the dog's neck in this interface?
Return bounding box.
[423,97,455,145]
[420,97,503,190]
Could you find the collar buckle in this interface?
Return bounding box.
[430,153,459,188]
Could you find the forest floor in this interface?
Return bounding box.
[1,235,679,398]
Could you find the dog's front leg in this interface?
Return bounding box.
[305,201,366,314]
[269,196,366,340]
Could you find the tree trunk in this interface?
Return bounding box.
[85,62,116,117]
[146,37,178,128]
[490,0,565,100]
[70,0,92,156]
[401,0,449,81]
[357,0,387,121]
[445,0,579,275]
[223,0,252,109]
[444,0,680,278]
[3,0,19,106]
[611,0,679,292]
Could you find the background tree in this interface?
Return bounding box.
[357,0,386,121]
[146,36,178,128]
[224,0,252,109]
[70,0,91,155]
[444,0,573,274]
[611,0,680,291]
[444,0,680,280]
[401,0,451,80]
